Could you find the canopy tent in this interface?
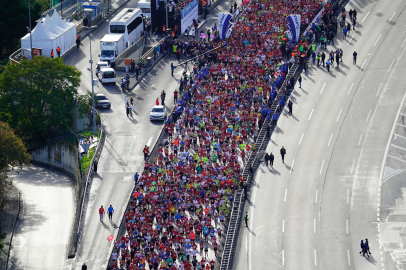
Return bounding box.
[20,10,76,58]
[21,21,58,58]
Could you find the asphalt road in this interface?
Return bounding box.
[233,0,406,269]
[62,0,230,268]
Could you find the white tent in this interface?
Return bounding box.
[50,9,76,53]
[43,14,67,54]
[21,21,58,58]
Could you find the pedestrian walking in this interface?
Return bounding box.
[288,100,293,115]
[50,49,54,58]
[353,51,358,65]
[93,159,98,173]
[280,146,286,163]
[352,17,357,30]
[298,75,302,88]
[316,52,321,66]
[249,165,254,179]
[343,26,348,40]
[161,90,166,105]
[107,205,114,221]
[326,60,331,72]
[365,239,371,256]
[143,145,150,161]
[244,211,249,227]
[335,49,340,68]
[171,63,175,76]
[264,153,270,167]
[126,102,130,117]
[321,52,326,67]
[99,205,105,221]
[269,152,274,167]
[339,48,343,62]
[272,112,278,126]
[56,46,61,57]
[359,240,365,256]
[134,172,139,184]
[173,90,178,104]
[82,263,87,270]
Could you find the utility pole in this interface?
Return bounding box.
[28,0,33,60]
[83,26,98,135]
[165,0,168,34]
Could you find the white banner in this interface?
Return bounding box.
[181,0,198,33]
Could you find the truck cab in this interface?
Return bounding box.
[99,34,125,67]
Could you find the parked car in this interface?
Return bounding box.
[98,67,116,84]
[96,93,111,109]
[95,61,110,75]
[150,105,167,121]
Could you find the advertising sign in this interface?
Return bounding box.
[218,13,232,40]
[181,0,198,33]
[287,14,301,42]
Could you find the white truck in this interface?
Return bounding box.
[138,0,151,19]
[99,34,126,67]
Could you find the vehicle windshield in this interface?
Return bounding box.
[101,50,114,57]
[103,71,115,78]
[152,108,164,112]
[97,95,108,100]
[110,25,125,33]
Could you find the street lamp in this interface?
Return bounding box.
[82,25,98,135]
[28,0,33,60]
[165,0,168,33]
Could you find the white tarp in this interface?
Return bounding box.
[20,10,76,58]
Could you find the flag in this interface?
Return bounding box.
[107,235,114,242]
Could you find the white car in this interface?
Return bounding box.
[95,61,110,76]
[150,105,167,121]
[98,67,116,84]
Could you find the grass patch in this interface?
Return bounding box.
[0,233,5,250]
[80,147,95,172]
[80,130,101,138]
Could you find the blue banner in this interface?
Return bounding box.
[218,13,232,40]
[287,14,301,42]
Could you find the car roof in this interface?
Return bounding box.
[97,62,109,65]
[153,105,164,109]
[96,93,106,96]
[100,68,115,72]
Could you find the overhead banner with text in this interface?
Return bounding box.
[287,14,301,42]
[181,0,198,33]
[218,12,232,40]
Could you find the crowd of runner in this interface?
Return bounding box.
[109,0,338,269]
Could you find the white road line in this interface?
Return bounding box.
[290,159,295,173]
[361,59,367,69]
[284,189,288,202]
[351,160,355,174]
[348,250,351,266]
[315,189,318,204]
[347,34,355,45]
[320,83,326,94]
[346,219,349,234]
[282,219,285,232]
[358,134,363,145]
[314,249,317,266]
[328,134,333,146]
[362,11,370,22]
[319,160,324,175]
[282,250,285,265]
[388,12,396,23]
[146,136,154,147]
[299,133,304,145]
[347,83,354,95]
[314,218,316,233]
[376,83,383,96]
[347,189,350,203]
[374,34,382,46]
[366,109,372,122]
[127,136,136,156]
[308,109,314,120]
[402,38,406,48]
[388,59,396,72]
[336,108,343,121]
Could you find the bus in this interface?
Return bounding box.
[109,8,144,48]
[138,0,151,19]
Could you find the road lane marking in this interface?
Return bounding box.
[347,83,354,95]
[336,108,343,121]
[319,160,324,175]
[146,136,154,147]
[299,133,304,145]
[347,34,355,45]
[366,109,372,122]
[361,59,367,69]
[320,82,326,94]
[315,189,318,203]
[362,11,370,22]
[328,134,333,146]
[348,250,351,266]
[282,219,285,232]
[351,160,355,174]
[358,134,363,145]
[284,189,288,202]
[282,250,285,265]
[388,12,396,23]
[388,59,396,72]
[376,83,383,96]
[346,219,349,234]
[374,34,382,46]
[347,189,350,203]
[127,136,136,156]
[308,109,314,120]
[314,218,316,233]
[290,159,295,173]
[314,249,317,266]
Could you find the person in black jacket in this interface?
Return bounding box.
[280,147,286,163]
[264,153,270,167]
[82,263,87,270]
[269,153,274,167]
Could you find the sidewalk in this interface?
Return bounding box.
[0,186,19,270]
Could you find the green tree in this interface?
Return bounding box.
[0,121,31,205]
[76,90,93,127]
[0,56,81,147]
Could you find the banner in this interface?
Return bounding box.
[225,23,234,39]
[287,14,301,42]
[304,8,324,36]
[181,0,198,33]
[218,13,232,40]
[241,0,250,6]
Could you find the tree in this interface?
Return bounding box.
[0,121,31,205]
[0,56,81,148]
[76,91,93,127]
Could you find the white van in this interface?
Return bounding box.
[98,68,116,84]
[95,61,110,76]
